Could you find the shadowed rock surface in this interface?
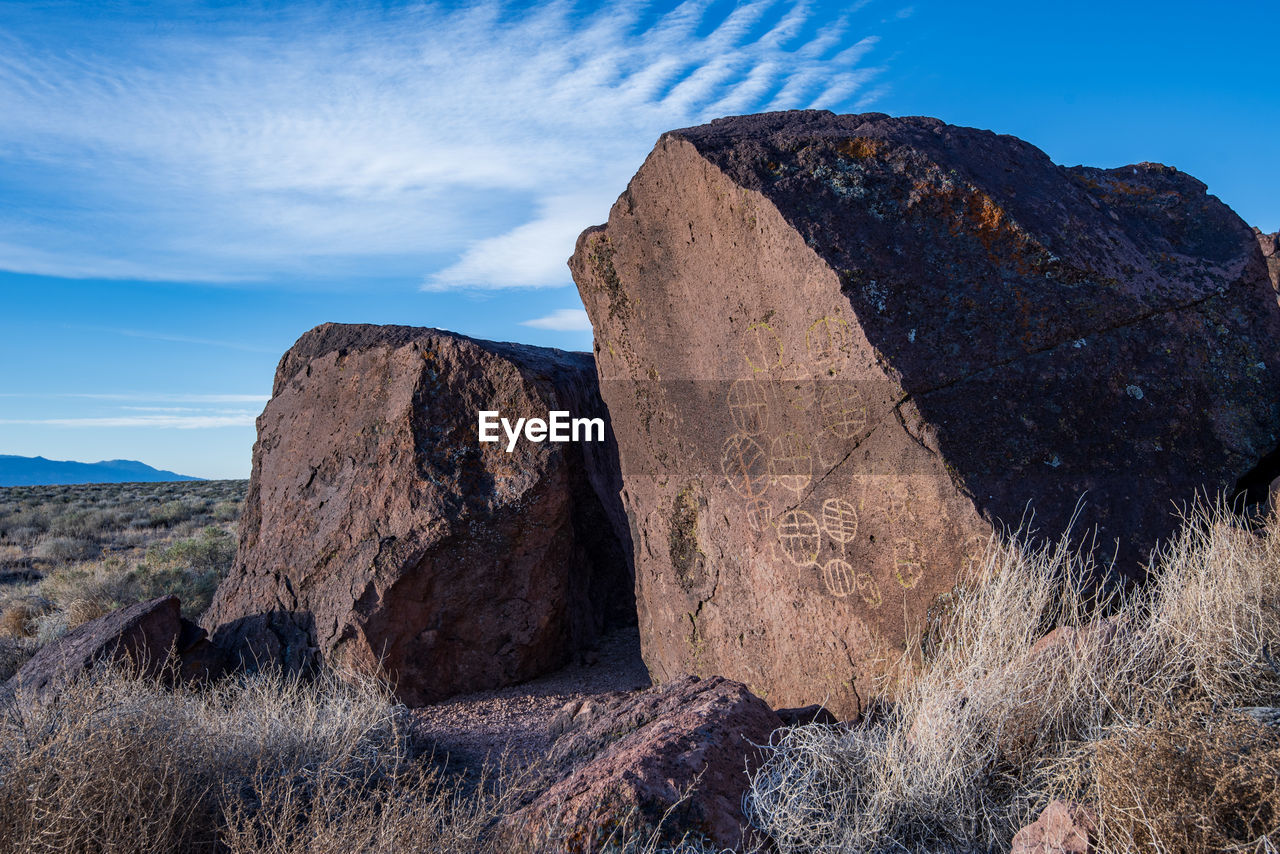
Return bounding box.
[4,595,183,702]
[571,110,1280,716]
[509,675,779,851]
[1258,228,1279,291]
[202,323,633,705]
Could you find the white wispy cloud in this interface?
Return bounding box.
[0,393,269,403]
[112,329,280,353]
[0,413,258,429]
[0,1,887,288]
[521,309,594,332]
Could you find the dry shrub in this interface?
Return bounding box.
[0,683,208,852]
[31,535,95,563]
[0,601,40,638]
[221,758,530,854]
[0,637,37,682]
[63,596,110,629]
[504,785,739,854]
[34,527,234,624]
[0,664,419,853]
[1082,703,1280,853]
[0,662,654,854]
[39,559,138,609]
[748,504,1280,853]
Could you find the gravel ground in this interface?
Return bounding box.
[407,625,651,772]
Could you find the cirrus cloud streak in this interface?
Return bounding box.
[0,0,887,288]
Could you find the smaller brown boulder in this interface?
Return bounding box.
[3,595,182,703]
[513,676,780,851]
[775,703,843,728]
[1027,617,1127,664]
[1011,800,1097,854]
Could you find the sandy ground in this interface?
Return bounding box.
[407,626,651,772]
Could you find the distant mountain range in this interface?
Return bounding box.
[0,455,202,486]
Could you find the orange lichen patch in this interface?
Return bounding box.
[837,137,887,160]
[906,179,1052,281]
[966,192,1009,249]
[1101,178,1160,198]
[939,185,1036,264]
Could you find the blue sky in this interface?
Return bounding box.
[0,0,1275,479]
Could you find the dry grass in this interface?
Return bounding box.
[0,481,245,649]
[0,598,44,639]
[747,504,1280,853]
[1082,703,1280,853]
[0,638,37,682]
[0,661,729,854]
[0,663,502,853]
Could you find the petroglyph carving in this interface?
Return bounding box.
[893,537,924,589]
[819,383,868,438]
[745,497,773,532]
[777,510,821,566]
[822,558,854,597]
[884,481,915,524]
[781,372,816,413]
[727,378,770,434]
[745,321,783,374]
[854,570,882,607]
[769,433,812,496]
[820,498,859,544]
[806,316,852,370]
[721,433,769,498]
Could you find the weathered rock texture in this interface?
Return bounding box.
[4,595,183,702]
[203,324,633,705]
[1011,800,1097,854]
[511,675,779,851]
[571,110,1280,716]
[1258,228,1279,291]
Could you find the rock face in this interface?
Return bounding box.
[202,324,633,705]
[1011,800,1097,854]
[4,595,183,702]
[571,110,1280,716]
[1258,228,1279,291]
[512,675,779,851]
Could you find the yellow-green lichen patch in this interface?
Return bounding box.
[668,484,706,591]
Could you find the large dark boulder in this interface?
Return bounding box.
[202,323,633,705]
[570,110,1280,716]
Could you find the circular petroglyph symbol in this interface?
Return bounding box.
[894,537,924,588]
[806,316,852,370]
[777,510,821,566]
[822,558,854,597]
[821,498,859,544]
[745,322,783,374]
[721,434,770,498]
[819,384,868,439]
[745,497,773,532]
[769,433,812,495]
[727,378,771,434]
